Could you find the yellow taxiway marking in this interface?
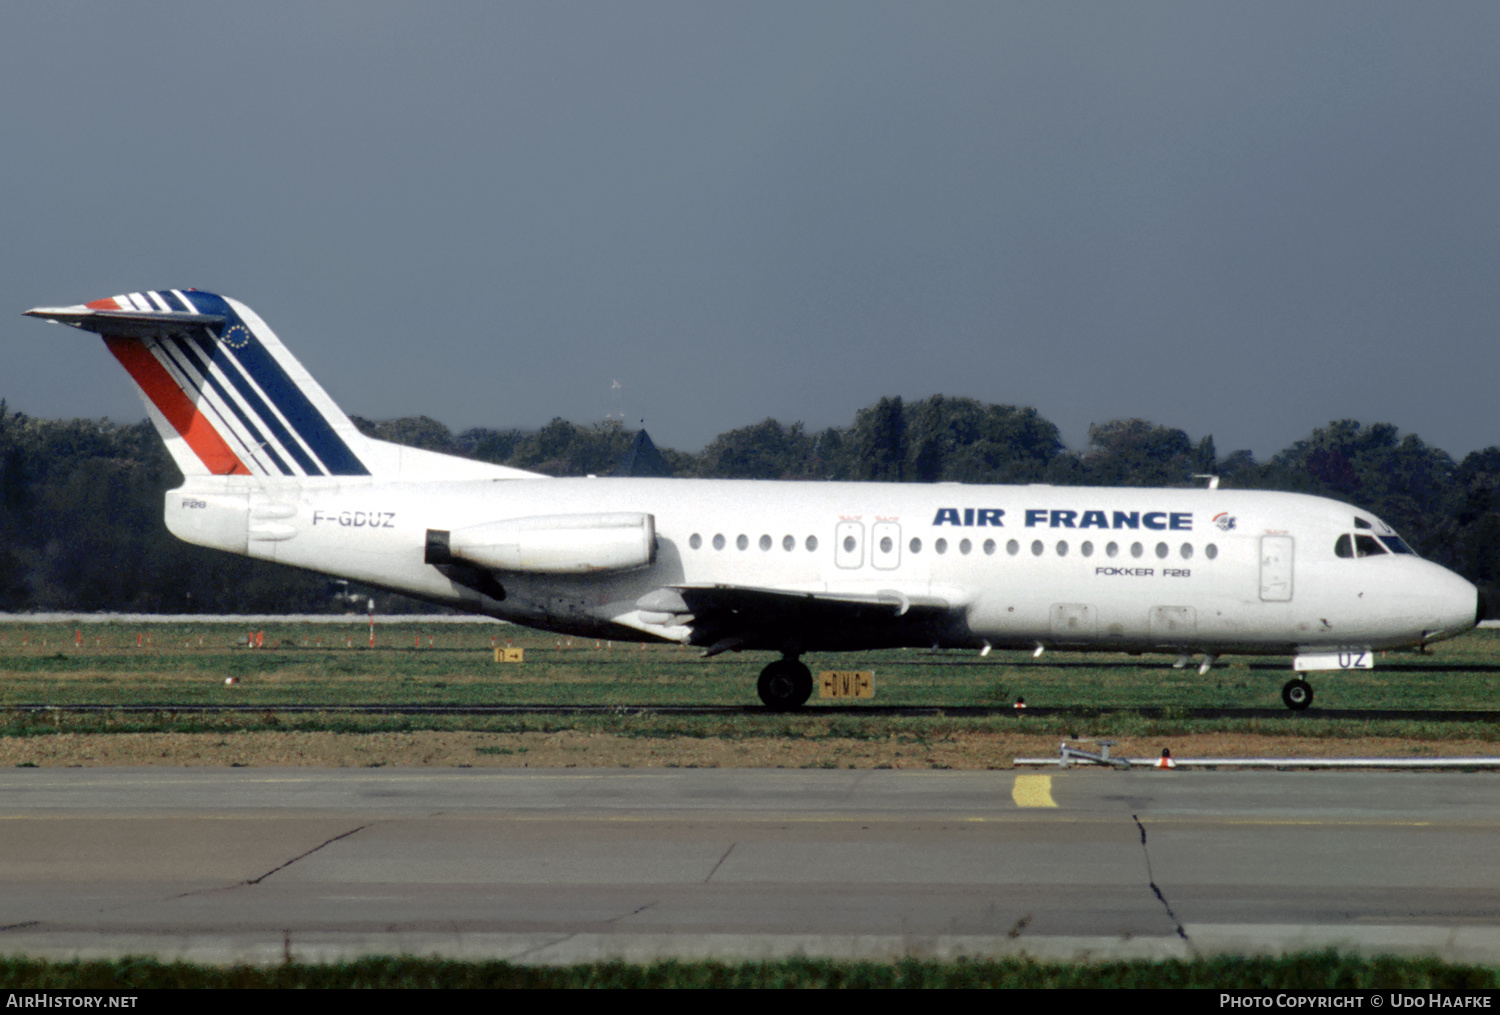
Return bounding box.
[1011,774,1057,808]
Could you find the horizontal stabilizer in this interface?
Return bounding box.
[25,305,224,339]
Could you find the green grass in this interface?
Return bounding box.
[0,951,1493,988]
[2,707,1495,745]
[0,622,1495,741]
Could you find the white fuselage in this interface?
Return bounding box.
[166,476,1479,659]
[28,287,1480,706]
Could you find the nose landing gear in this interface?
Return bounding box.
[1281,678,1313,711]
[758,656,814,710]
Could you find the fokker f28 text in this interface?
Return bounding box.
[25,290,1483,710]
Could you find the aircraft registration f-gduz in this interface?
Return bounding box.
[25,290,1484,711]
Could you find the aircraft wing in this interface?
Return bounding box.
[638,584,967,656]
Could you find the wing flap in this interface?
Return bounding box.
[639,583,965,656]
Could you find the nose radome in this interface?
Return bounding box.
[1425,567,1482,642]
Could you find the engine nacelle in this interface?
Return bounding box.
[425,512,655,574]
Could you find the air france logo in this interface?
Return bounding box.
[932,507,1194,531]
[932,508,1005,527]
[1025,509,1193,531]
[1213,512,1236,532]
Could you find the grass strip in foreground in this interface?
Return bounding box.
[1,707,1496,745]
[0,952,1495,989]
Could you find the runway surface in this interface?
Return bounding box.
[0,767,1497,965]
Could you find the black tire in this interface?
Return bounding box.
[1281,678,1313,711]
[758,660,814,710]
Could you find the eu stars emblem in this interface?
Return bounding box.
[222,323,251,348]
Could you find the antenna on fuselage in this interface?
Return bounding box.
[1193,474,1220,490]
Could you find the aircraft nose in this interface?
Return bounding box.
[1423,568,1484,643]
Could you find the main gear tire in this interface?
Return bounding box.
[758,659,814,711]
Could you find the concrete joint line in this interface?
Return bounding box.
[510,933,579,963]
[606,901,658,925]
[1133,814,1188,942]
[705,843,737,883]
[244,824,369,887]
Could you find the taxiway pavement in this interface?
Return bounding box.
[0,767,1496,965]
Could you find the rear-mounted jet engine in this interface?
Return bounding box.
[425,513,656,574]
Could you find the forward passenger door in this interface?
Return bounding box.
[1260,536,1294,602]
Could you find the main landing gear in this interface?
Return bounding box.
[758,656,813,711]
[1281,678,1314,711]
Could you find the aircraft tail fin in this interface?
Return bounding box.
[25,290,539,481]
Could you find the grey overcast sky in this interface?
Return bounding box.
[3,2,1496,460]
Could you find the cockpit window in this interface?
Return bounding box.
[1354,517,1373,529]
[1379,535,1416,555]
[1339,530,1418,559]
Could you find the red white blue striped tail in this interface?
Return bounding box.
[26,290,370,478]
[25,290,537,482]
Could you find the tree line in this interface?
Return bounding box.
[2,394,1496,613]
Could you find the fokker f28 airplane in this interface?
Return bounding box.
[26,290,1483,710]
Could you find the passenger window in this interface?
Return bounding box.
[782,534,795,551]
[880,536,894,553]
[737,534,749,551]
[1205,543,1218,560]
[806,535,818,552]
[689,533,702,550]
[935,538,948,554]
[1081,541,1093,558]
[1031,540,1044,557]
[960,539,972,555]
[910,537,922,553]
[1155,542,1168,559]
[1056,540,1068,557]
[1130,542,1144,558]
[1335,534,1353,558]
[983,539,996,555]
[713,534,725,551]
[1007,539,1020,556]
[842,535,856,553]
[1106,542,1119,558]
[1180,543,1193,560]
[759,534,772,551]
